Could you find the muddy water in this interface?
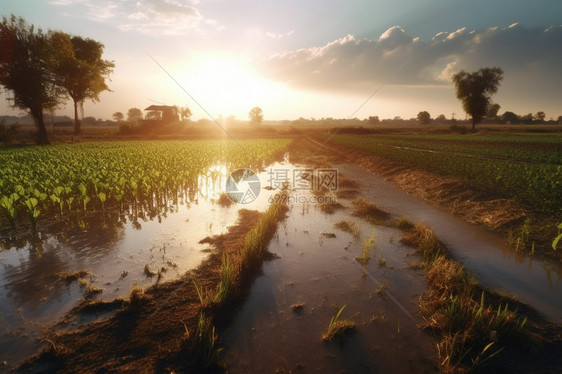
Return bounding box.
[223,165,439,373]
[0,163,281,369]
[338,163,562,323]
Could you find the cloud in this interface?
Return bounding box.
[265,30,295,39]
[119,0,204,35]
[259,24,562,92]
[50,0,217,35]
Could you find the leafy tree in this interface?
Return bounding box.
[452,67,503,131]
[249,106,263,126]
[127,107,143,124]
[436,114,447,122]
[557,116,562,125]
[534,111,546,122]
[502,111,518,124]
[417,111,431,125]
[520,113,533,123]
[51,32,114,135]
[0,15,64,144]
[112,112,124,122]
[486,103,501,120]
[368,115,380,125]
[179,106,192,121]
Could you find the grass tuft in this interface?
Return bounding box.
[334,220,361,238]
[351,198,391,225]
[401,222,532,372]
[322,305,356,342]
[356,229,376,265]
[213,255,235,304]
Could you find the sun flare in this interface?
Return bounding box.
[175,53,283,117]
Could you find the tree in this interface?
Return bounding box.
[486,103,501,120]
[436,114,447,122]
[502,111,519,124]
[51,32,114,135]
[112,112,124,122]
[368,115,380,125]
[520,113,533,123]
[249,106,263,126]
[127,107,143,124]
[452,67,503,131]
[179,106,192,121]
[417,111,431,125]
[0,15,64,144]
[534,111,546,122]
[557,116,562,125]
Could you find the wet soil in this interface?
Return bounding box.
[16,209,263,373]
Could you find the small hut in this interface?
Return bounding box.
[144,105,179,124]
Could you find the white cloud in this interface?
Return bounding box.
[265,30,295,39]
[259,24,562,94]
[49,0,219,36]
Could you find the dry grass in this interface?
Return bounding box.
[351,198,391,225]
[333,220,361,238]
[336,189,361,199]
[401,222,531,373]
[57,270,91,284]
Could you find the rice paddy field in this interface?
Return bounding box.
[1,133,561,373]
[330,134,562,215]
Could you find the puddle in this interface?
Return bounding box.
[223,197,438,373]
[0,161,281,368]
[338,163,562,323]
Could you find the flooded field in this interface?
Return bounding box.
[1,141,561,372]
[223,201,439,373]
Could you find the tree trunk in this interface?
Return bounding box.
[31,109,50,145]
[74,99,82,135]
[472,118,476,132]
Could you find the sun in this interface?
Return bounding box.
[174,53,283,118]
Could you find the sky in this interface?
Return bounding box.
[1,0,561,122]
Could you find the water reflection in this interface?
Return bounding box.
[338,163,562,323]
[0,162,241,368]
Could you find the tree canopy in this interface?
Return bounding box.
[452,67,503,131]
[127,107,143,124]
[0,15,64,144]
[249,106,263,126]
[0,15,113,143]
[51,32,114,134]
[417,111,431,125]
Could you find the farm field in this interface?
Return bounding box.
[329,134,562,216]
[1,135,561,373]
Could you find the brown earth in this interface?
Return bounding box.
[17,209,266,373]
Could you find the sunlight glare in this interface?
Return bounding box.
[176,53,285,118]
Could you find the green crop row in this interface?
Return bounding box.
[348,134,562,165]
[332,135,562,216]
[0,139,292,229]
